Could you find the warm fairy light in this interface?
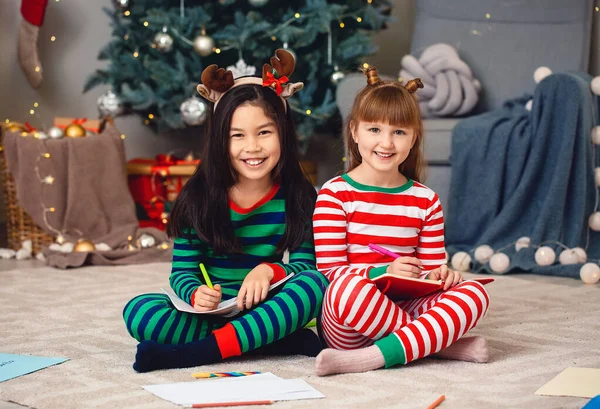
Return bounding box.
[596,6,599,11]
[295,13,300,18]
[120,134,126,139]
[144,119,150,125]
[472,29,479,35]
[143,21,149,27]
[35,66,41,72]
[21,132,28,136]
[34,102,39,107]
[50,36,56,41]
[49,207,55,212]
[363,63,369,68]
[357,17,362,22]
[44,176,55,185]
[29,109,35,115]
[485,13,491,18]
[306,109,312,115]
[44,153,51,158]
[148,114,155,119]
[127,235,133,241]
[397,77,403,82]
[4,119,9,124]
[133,51,139,57]
[342,156,347,162]
[124,34,129,40]
[162,218,168,224]
[124,10,131,16]
[160,243,169,250]
[271,36,277,41]
[367,0,373,3]
[215,48,221,54]
[339,22,345,28]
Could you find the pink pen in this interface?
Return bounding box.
[368,243,426,275]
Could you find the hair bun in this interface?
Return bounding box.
[404,78,424,94]
[364,66,383,86]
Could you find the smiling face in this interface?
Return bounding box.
[351,120,416,175]
[228,103,281,186]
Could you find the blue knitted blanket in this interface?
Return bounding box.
[445,72,600,277]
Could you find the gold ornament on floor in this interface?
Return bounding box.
[73,239,96,252]
[64,123,86,138]
[5,122,27,133]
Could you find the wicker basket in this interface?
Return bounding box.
[0,127,54,253]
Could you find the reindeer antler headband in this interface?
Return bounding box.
[196,49,303,111]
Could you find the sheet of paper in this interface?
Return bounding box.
[143,377,324,405]
[535,367,600,398]
[162,287,237,315]
[0,353,68,383]
[207,373,281,382]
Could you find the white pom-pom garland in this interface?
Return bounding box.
[451,251,472,272]
[580,263,600,284]
[535,246,556,266]
[489,253,510,273]
[474,245,494,263]
[592,126,600,145]
[525,100,533,111]
[591,76,600,96]
[534,66,552,84]
[515,236,531,251]
[589,212,600,231]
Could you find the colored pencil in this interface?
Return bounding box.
[368,243,424,269]
[183,400,273,408]
[426,395,446,409]
[199,263,213,289]
[192,371,261,379]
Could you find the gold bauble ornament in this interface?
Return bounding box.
[73,239,96,252]
[5,122,27,133]
[193,34,214,57]
[64,123,86,138]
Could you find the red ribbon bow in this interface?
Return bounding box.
[24,122,37,132]
[263,71,289,96]
[72,118,87,125]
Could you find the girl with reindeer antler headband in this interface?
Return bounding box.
[124,49,328,372]
[312,66,491,376]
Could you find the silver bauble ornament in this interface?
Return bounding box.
[331,67,345,85]
[180,97,208,126]
[47,126,64,139]
[97,90,124,118]
[249,0,269,6]
[193,34,214,57]
[153,31,173,53]
[137,233,156,249]
[113,0,130,10]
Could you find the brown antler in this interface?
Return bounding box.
[201,65,234,93]
[262,49,296,79]
[404,78,424,94]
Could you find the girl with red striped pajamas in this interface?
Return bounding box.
[313,67,490,376]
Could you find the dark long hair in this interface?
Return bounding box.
[168,84,317,254]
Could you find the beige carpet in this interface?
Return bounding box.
[0,262,599,409]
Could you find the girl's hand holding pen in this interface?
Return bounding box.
[386,257,423,278]
[193,284,222,312]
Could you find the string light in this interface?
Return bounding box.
[363,63,369,68]
[305,109,312,115]
[339,22,345,28]
[44,176,55,185]
[43,153,51,158]
[35,66,40,72]
[485,13,491,19]
[50,36,56,42]
[596,6,599,11]
[124,10,131,16]
[271,36,277,41]
[133,51,139,58]
[124,34,129,40]
[144,119,150,125]
[148,113,155,119]
[357,17,362,22]
[143,21,149,27]
[33,102,39,108]
[4,119,9,124]
[29,109,35,115]
[472,29,480,35]
[367,0,373,3]
[215,48,221,54]
[397,77,403,82]
[295,13,300,18]
[120,134,126,140]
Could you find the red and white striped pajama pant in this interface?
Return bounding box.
[320,273,490,367]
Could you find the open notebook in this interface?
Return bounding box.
[162,273,294,318]
[372,274,494,300]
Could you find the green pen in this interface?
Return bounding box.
[199,263,213,289]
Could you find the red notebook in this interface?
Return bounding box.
[372,275,494,300]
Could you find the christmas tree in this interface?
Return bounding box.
[85,0,392,150]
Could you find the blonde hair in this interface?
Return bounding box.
[345,66,425,182]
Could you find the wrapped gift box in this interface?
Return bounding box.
[127,154,199,230]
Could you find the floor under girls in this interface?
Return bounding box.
[0,260,598,409]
